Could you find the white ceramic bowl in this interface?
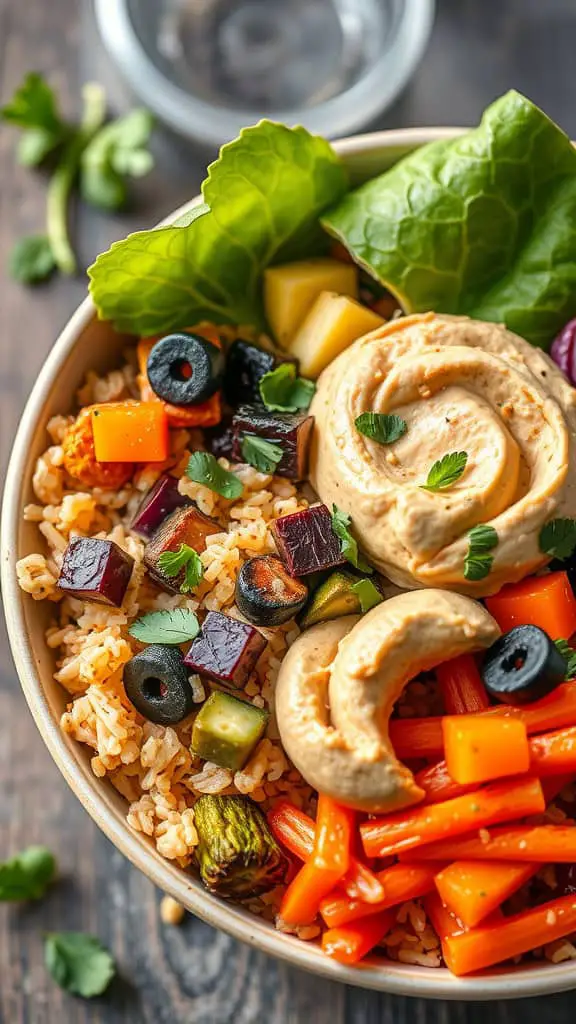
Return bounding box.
[3,128,575,1000]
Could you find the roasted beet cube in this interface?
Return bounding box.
[57,537,134,607]
[231,404,313,480]
[144,504,220,593]
[224,339,296,407]
[184,611,267,688]
[271,503,346,577]
[131,474,192,538]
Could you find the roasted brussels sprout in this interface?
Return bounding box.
[193,795,288,898]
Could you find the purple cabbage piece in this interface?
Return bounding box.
[551,318,576,385]
[131,474,192,538]
[57,537,134,607]
[271,503,346,577]
[184,611,266,688]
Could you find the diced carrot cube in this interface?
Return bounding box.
[442,715,530,785]
[485,572,576,641]
[91,402,169,463]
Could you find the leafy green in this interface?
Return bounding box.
[9,235,56,284]
[1,72,66,165]
[331,505,373,573]
[539,518,576,560]
[350,578,382,613]
[186,451,243,499]
[464,524,498,581]
[80,109,154,211]
[0,846,56,901]
[555,639,576,679]
[44,932,115,998]
[129,608,200,645]
[421,451,468,492]
[259,363,315,412]
[354,412,407,445]
[88,121,348,335]
[157,543,204,593]
[323,90,576,349]
[2,73,154,285]
[240,435,283,474]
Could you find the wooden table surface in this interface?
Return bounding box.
[2,1,576,1020]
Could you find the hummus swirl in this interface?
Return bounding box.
[310,313,576,596]
[275,591,499,812]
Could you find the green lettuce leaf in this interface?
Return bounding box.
[322,91,576,349]
[88,121,348,336]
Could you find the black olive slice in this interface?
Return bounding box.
[147,332,224,406]
[481,625,567,705]
[123,644,193,724]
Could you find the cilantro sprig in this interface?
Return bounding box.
[539,518,576,560]
[157,544,203,593]
[45,932,115,998]
[186,451,243,499]
[331,505,373,573]
[464,524,498,581]
[241,435,283,474]
[1,72,154,283]
[0,845,56,902]
[129,608,200,645]
[555,639,576,679]
[354,413,407,445]
[421,451,468,492]
[259,363,315,413]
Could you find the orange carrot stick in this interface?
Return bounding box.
[267,801,384,904]
[361,777,545,859]
[422,892,466,972]
[529,726,576,775]
[390,683,576,761]
[437,654,490,714]
[403,824,576,862]
[434,860,537,928]
[442,715,530,785]
[321,910,395,965]
[279,796,354,925]
[485,571,576,641]
[320,862,438,929]
[445,893,576,975]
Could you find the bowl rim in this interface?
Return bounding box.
[3,126,576,1000]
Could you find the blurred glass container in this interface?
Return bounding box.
[94,0,435,146]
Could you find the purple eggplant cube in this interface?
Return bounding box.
[231,405,314,480]
[184,611,267,688]
[271,503,346,577]
[131,474,192,538]
[57,537,134,607]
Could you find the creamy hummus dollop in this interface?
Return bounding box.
[275,590,499,812]
[310,313,576,596]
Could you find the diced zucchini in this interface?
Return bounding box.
[191,691,268,771]
[264,259,358,347]
[299,570,362,629]
[288,291,385,378]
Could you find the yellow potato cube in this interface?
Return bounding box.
[264,258,358,347]
[287,291,385,378]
